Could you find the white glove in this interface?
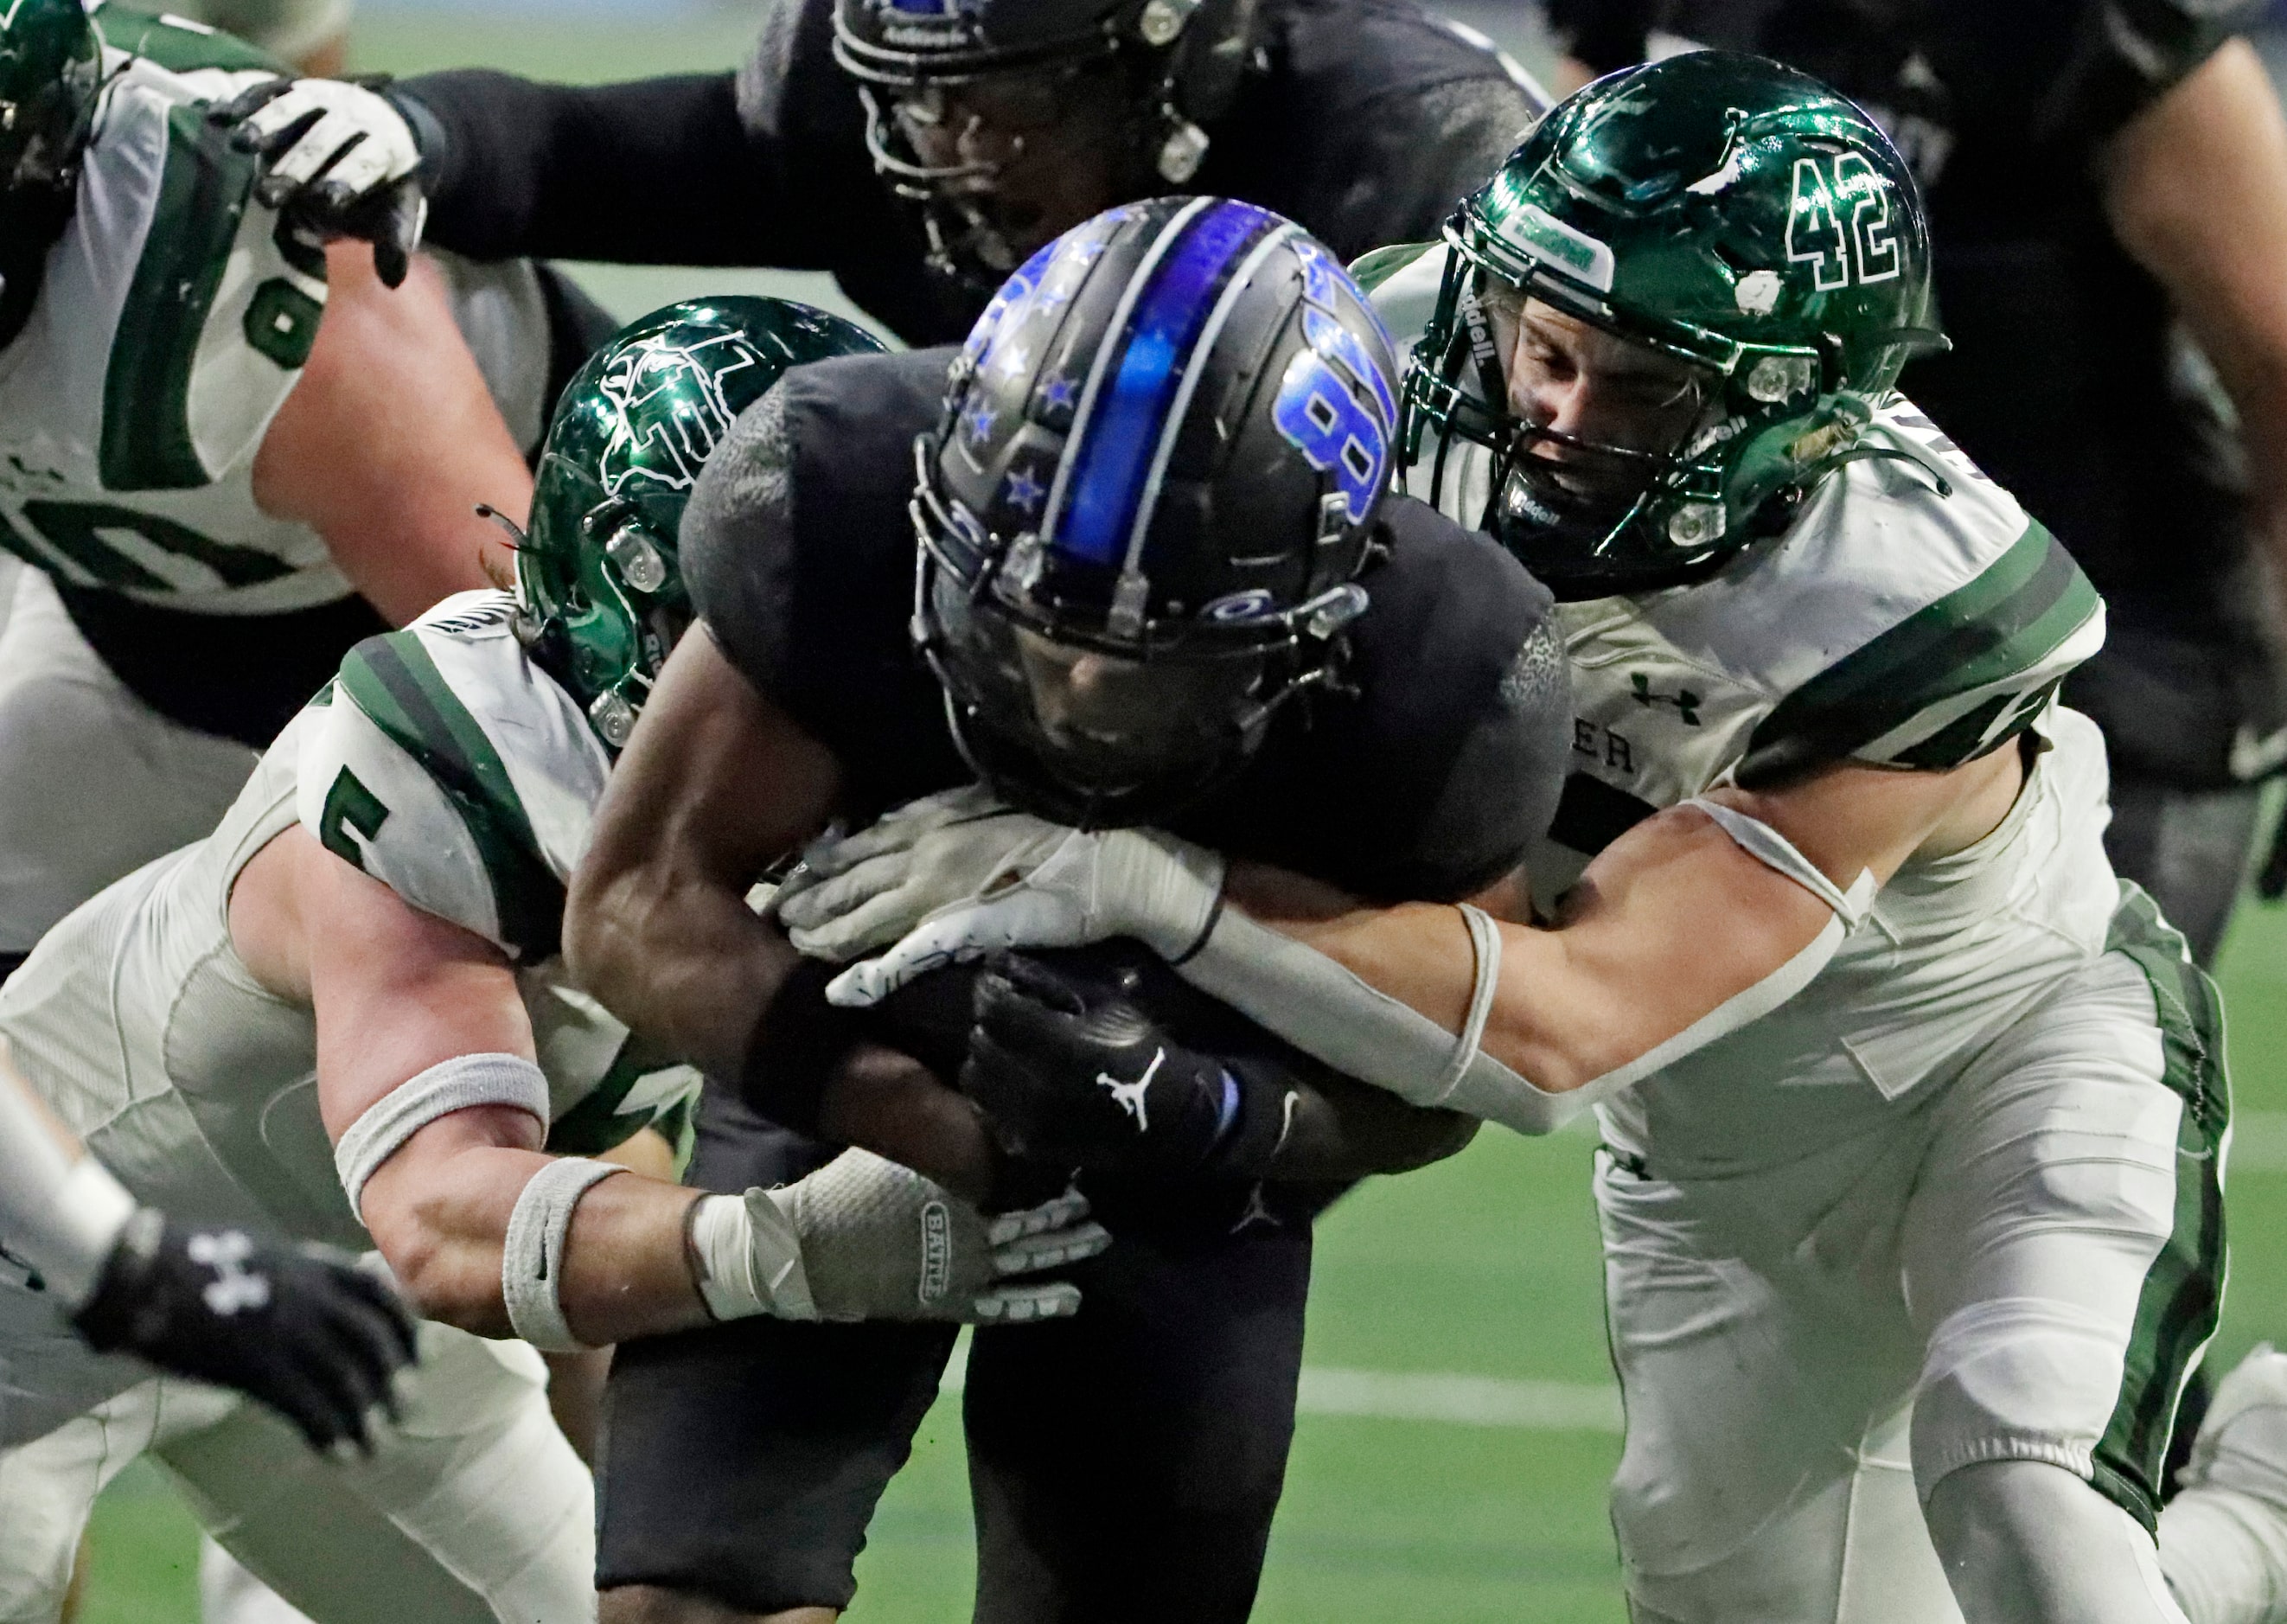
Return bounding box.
[777,785,1070,962]
[690,1149,1109,1325]
[823,826,1227,1007]
[213,77,427,285]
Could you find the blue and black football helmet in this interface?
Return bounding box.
[833,0,1255,288]
[912,195,1401,826]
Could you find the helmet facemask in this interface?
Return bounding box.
[834,0,1249,297]
[856,54,1145,289]
[1407,223,1856,600]
[911,442,1364,828]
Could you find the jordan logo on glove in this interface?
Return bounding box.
[1096,1049,1161,1132]
[188,1231,272,1317]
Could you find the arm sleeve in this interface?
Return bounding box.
[681,380,802,704]
[1295,74,1539,259]
[2040,0,2263,151]
[397,69,809,266]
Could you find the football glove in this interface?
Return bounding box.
[700,1148,1111,1325]
[961,954,1298,1180]
[776,784,1067,962]
[73,1212,417,1455]
[212,77,427,287]
[821,822,1226,1008]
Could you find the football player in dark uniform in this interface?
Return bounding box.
[561,200,1572,1623]
[211,0,1548,345]
[1534,0,2287,966]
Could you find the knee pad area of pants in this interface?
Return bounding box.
[1913,1298,2126,1496]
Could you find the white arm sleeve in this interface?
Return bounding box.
[1172,800,1877,1137]
[0,1069,137,1305]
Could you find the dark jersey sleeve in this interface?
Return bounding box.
[1183,498,1569,903]
[680,346,973,814]
[399,0,889,271]
[1208,0,1542,259]
[398,70,784,265]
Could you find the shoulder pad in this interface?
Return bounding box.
[297,592,609,961]
[94,84,326,491]
[1731,406,2105,783]
[98,12,285,78]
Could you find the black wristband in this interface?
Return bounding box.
[1198,1059,1300,1183]
[68,1207,164,1351]
[736,957,872,1139]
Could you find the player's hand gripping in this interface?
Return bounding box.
[744,1148,1110,1323]
[791,791,1235,1011]
[211,77,427,287]
[73,1213,418,1454]
[776,784,1070,961]
[961,954,1297,1180]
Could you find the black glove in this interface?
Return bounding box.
[73,1212,418,1455]
[959,953,1297,1180]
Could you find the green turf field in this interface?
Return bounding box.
[65,9,2287,1619]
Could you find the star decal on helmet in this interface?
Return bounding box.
[1002,464,1046,513]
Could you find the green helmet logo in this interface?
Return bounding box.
[515,296,885,748]
[0,0,102,200]
[1402,50,1947,599]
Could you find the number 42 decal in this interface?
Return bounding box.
[1785,155,1901,291]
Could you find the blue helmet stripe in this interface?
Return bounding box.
[1051,200,1282,566]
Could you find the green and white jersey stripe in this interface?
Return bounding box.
[0,15,351,616]
[292,590,696,1158]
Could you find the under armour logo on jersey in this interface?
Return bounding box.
[1629,673,1702,726]
[188,1231,272,1317]
[1096,1049,1161,1132]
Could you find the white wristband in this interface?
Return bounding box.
[335,1053,551,1222]
[501,1157,623,1352]
[40,1158,141,1308]
[687,1190,816,1323]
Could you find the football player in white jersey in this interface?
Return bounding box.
[777,55,2287,1624]
[0,297,1105,1624]
[0,0,593,981]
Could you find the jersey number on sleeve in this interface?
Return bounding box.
[0,503,295,594]
[317,766,390,873]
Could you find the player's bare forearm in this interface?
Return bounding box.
[2104,40,2287,603]
[359,1122,710,1343]
[1229,750,2022,1094]
[252,244,531,624]
[566,630,844,1076]
[819,1044,1003,1205]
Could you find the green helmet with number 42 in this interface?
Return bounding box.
[1402,49,1946,599]
[0,0,102,204]
[514,296,885,749]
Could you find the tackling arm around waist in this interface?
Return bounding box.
[1179,752,2017,1135]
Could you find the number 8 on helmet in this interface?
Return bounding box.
[910,195,1402,827]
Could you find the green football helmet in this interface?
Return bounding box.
[514,296,885,749]
[1402,49,1948,599]
[0,0,103,202]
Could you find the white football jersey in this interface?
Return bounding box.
[0,12,553,623]
[1365,240,2124,1174]
[0,591,698,1247]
